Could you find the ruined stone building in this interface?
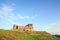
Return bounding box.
[13,24,34,32]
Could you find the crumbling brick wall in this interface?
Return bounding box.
[13,24,34,32]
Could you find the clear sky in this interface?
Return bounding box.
[0,0,60,34]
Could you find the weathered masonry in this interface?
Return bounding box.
[13,24,34,32]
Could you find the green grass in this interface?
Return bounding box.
[0,29,60,40]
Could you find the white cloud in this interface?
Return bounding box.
[1,4,13,12]
[2,5,13,12]
[0,3,14,19]
[41,23,60,35]
[17,14,38,19]
[17,14,30,19]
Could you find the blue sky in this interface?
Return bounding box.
[0,0,60,34]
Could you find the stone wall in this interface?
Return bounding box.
[13,24,34,32]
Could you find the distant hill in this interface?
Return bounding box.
[53,35,60,38]
[0,29,60,40]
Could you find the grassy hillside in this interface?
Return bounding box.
[0,29,60,40]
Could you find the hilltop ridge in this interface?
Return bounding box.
[0,29,60,40]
